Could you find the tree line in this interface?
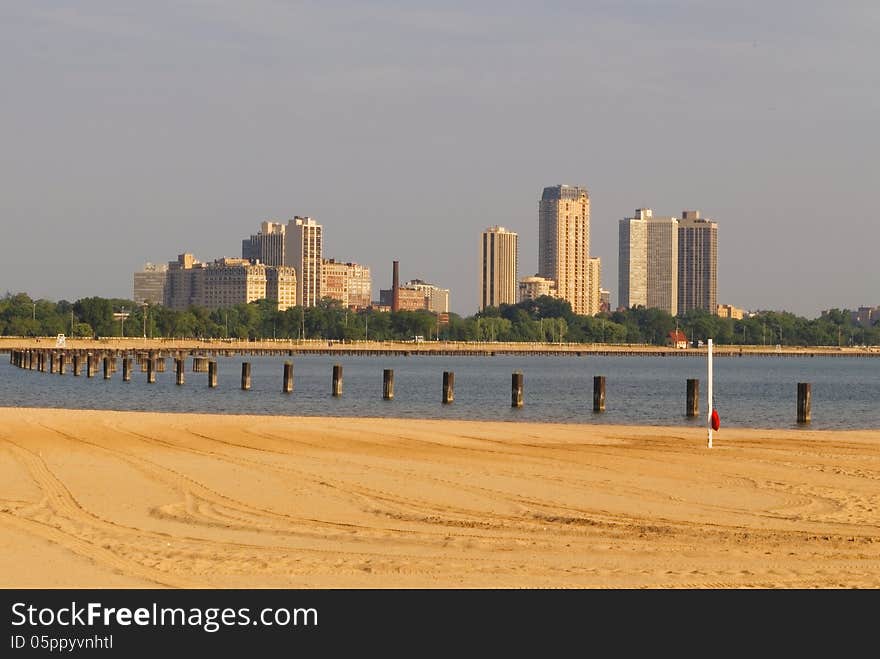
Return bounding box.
[1,291,877,346]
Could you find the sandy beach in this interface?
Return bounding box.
[0,407,878,588]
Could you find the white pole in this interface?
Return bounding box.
[707,338,713,448]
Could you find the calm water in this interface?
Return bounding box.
[1,354,878,430]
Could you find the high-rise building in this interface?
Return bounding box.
[518,275,557,302]
[538,184,591,315]
[587,256,601,315]
[480,226,518,311]
[133,263,168,305]
[646,215,679,316]
[677,210,718,314]
[618,209,679,315]
[242,221,286,266]
[618,209,649,310]
[285,216,323,307]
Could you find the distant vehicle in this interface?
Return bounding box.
[413,335,425,343]
[55,334,66,348]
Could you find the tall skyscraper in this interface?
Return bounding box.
[480,226,518,311]
[677,210,718,314]
[646,215,678,316]
[285,216,323,307]
[587,256,602,315]
[242,221,286,266]
[618,209,649,310]
[538,184,591,315]
[618,208,679,315]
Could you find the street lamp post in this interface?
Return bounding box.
[120,306,126,338]
[142,303,148,339]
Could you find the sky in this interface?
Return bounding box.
[1,1,878,317]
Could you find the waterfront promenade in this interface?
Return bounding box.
[2,337,878,358]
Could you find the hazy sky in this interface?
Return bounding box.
[2,1,877,317]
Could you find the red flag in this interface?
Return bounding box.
[711,409,720,431]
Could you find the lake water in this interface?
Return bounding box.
[1,354,878,430]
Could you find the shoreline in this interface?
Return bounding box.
[0,405,875,433]
[1,407,878,588]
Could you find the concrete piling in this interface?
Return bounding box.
[103,356,111,380]
[593,375,606,412]
[332,364,343,397]
[383,369,394,400]
[208,360,218,388]
[797,382,811,424]
[176,358,185,386]
[686,378,699,417]
[147,358,156,384]
[241,362,251,391]
[442,371,454,404]
[282,362,294,393]
[122,357,131,382]
[511,371,524,408]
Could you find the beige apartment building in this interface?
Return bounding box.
[646,215,679,316]
[587,256,602,315]
[201,258,268,309]
[618,209,679,315]
[538,184,591,315]
[321,259,350,307]
[518,275,557,302]
[266,266,298,311]
[164,253,202,310]
[619,210,648,310]
[133,263,168,305]
[678,210,718,314]
[480,226,518,311]
[320,259,372,309]
[286,216,323,307]
[717,304,744,320]
[345,262,372,309]
[242,221,286,266]
[164,253,297,311]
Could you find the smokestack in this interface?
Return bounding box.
[392,260,400,312]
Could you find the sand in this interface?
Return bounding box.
[0,407,878,588]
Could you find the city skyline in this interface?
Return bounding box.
[1,3,877,317]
